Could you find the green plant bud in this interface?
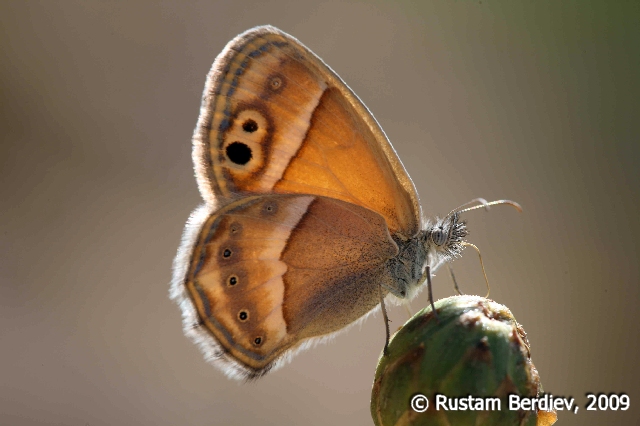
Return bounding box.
[371,295,556,426]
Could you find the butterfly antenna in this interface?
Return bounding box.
[378,284,391,356]
[446,197,490,217]
[461,242,491,298]
[455,199,522,216]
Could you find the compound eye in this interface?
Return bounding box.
[431,228,447,246]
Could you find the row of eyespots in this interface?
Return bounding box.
[225,74,284,166]
[220,233,262,347]
[219,201,278,347]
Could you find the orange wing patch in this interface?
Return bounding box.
[275,87,415,236]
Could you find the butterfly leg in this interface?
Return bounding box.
[403,300,413,319]
[447,262,464,295]
[414,266,440,321]
[425,266,439,320]
[378,283,391,356]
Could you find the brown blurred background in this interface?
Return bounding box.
[1,1,638,425]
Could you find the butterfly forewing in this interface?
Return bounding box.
[193,26,421,237]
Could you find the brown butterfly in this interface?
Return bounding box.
[170,25,519,380]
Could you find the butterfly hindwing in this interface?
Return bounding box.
[177,194,399,376]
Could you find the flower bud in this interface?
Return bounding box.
[371,295,556,426]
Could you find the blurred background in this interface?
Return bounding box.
[1,1,638,425]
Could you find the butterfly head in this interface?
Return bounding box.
[422,198,522,271]
[423,212,468,269]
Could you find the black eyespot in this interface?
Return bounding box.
[228,275,237,286]
[242,119,258,133]
[226,142,252,165]
[254,337,262,345]
[238,311,248,321]
[223,249,232,258]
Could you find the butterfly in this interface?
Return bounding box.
[170,25,519,380]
